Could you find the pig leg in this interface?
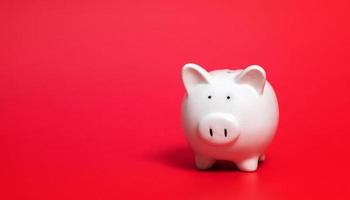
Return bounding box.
[194,154,215,170]
[259,154,266,162]
[236,157,259,172]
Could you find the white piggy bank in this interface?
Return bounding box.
[181,63,279,171]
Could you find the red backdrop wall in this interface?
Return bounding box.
[1,0,350,199]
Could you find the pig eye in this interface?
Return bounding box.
[226,96,231,99]
[208,95,212,99]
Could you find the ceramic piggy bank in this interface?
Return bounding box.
[181,63,279,171]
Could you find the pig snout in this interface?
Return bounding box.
[198,113,240,145]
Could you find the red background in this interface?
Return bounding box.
[1,0,350,199]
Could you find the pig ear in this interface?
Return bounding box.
[182,63,212,94]
[235,65,266,95]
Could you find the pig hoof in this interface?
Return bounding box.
[195,154,215,170]
[259,154,266,162]
[237,158,258,172]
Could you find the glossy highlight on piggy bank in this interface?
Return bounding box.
[181,63,279,171]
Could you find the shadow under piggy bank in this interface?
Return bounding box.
[152,145,253,172]
[152,145,194,170]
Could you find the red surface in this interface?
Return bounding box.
[1,0,350,199]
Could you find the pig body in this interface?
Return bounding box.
[181,63,279,171]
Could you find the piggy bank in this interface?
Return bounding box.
[181,63,279,171]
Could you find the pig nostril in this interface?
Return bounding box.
[224,129,227,137]
[209,128,213,136]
